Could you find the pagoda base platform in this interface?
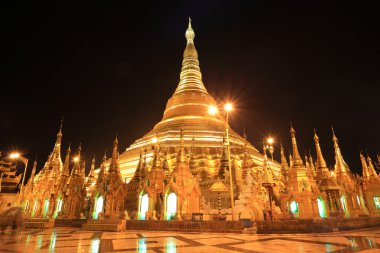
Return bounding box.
[54,218,87,228]
[23,218,55,229]
[126,220,244,233]
[82,219,126,232]
[256,217,380,234]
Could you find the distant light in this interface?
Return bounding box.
[330,171,335,176]
[208,105,218,116]
[9,153,21,159]
[267,138,274,144]
[224,103,233,112]
[152,137,158,144]
[73,157,79,162]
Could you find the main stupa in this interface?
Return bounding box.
[118,19,280,181]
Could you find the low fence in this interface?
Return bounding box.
[126,220,245,233]
[256,217,380,234]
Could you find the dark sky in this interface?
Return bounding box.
[0,2,379,178]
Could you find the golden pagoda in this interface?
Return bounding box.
[117,18,280,181]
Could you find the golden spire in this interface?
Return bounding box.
[152,142,161,169]
[331,127,349,175]
[29,159,37,185]
[51,119,64,159]
[177,127,187,163]
[89,155,95,178]
[367,156,378,178]
[108,136,119,173]
[360,152,370,178]
[290,124,303,167]
[161,18,216,121]
[96,152,107,186]
[62,143,71,177]
[313,129,327,169]
[185,17,195,44]
[280,143,289,169]
[132,149,143,182]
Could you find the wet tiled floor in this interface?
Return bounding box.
[1,227,380,252]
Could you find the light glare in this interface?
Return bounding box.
[9,153,21,159]
[208,105,218,116]
[267,137,274,144]
[224,103,233,112]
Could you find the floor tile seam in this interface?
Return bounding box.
[213,244,262,253]
[172,235,205,246]
[277,237,351,247]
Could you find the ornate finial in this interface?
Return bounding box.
[290,122,295,134]
[185,17,195,44]
[243,127,247,140]
[78,142,82,154]
[59,117,63,134]
[331,126,338,142]
[313,128,319,142]
[114,133,118,145]
[102,151,107,161]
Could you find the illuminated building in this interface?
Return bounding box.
[360,153,380,216]
[17,19,379,224]
[116,19,281,182]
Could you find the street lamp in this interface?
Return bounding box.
[9,152,29,197]
[208,102,236,221]
[73,156,79,163]
[264,137,275,162]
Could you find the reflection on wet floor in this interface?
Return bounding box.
[0,228,380,252]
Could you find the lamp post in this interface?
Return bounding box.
[262,139,275,220]
[9,152,29,197]
[264,137,274,163]
[208,102,235,221]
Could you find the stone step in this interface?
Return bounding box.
[86,220,123,225]
[82,220,126,232]
[23,219,55,229]
[243,227,257,234]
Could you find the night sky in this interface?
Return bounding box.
[0,2,379,178]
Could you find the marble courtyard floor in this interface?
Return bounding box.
[1,227,380,253]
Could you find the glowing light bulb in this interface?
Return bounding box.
[9,153,21,159]
[224,103,233,112]
[73,157,79,162]
[152,137,158,144]
[208,105,218,116]
[267,138,274,144]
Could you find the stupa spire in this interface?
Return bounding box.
[185,17,195,44]
[177,127,187,163]
[152,143,161,169]
[62,144,71,177]
[290,124,303,167]
[132,150,143,182]
[331,127,349,175]
[89,155,95,177]
[108,136,119,173]
[161,18,217,122]
[280,143,289,169]
[313,129,327,169]
[96,152,107,186]
[367,156,378,178]
[29,159,37,185]
[53,118,63,155]
[360,152,370,178]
